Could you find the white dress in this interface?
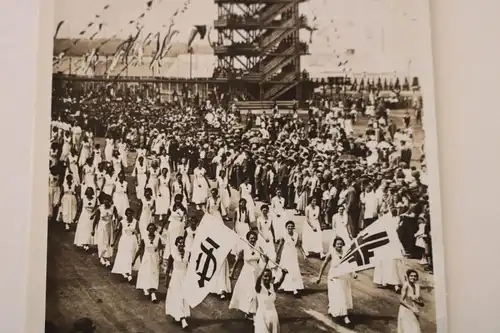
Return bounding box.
[112,156,123,174]
[156,175,171,215]
[139,197,155,237]
[254,282,280,333]
[112,219,139,275]
[134,163,148,200]
[216,175,231,211]
[95,205,115,259]
[256,216,277,268]
[171,181,188,207]
[79,141,91,166]
[167,207,186,255]
[397,283,422,333]
[148,167,161,197]
[278,232,304,292]
[207,197,226,221]
[327,247,353,317]
[48,174,61,218]
[191,167,209,205]
[229,246,260,314]
[66,154,80,185]
[239,183,256,222]
[95,170,105,195]
[302,205,324,255]
[136,234,161,290]
[74,195,97,246]
[207,206,231,295]
[165,249,191,320]
[93,149,102,168]
[60,182,77,224]
[113,180,130,217]
[118,142,128,167]
[102,174,115,197]
[270,196,287,240]
[233,209,251,254]
[332,212,351,246]
[178,164,191,197]
[82,164,96,190]
[104,138,114,161]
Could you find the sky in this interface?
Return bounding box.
[54,0,429,69]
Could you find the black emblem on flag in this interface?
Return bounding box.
[339,231,390,266]
[195,237,220,288]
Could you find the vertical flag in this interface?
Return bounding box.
[187,25,207,49]
[181,214,239,307]
[329,216,404,277]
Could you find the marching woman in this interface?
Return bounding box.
[112,171,130,218]
[92,144,102,168]
[138,187,156,238]
[270,189,287,240]
[165,194,187,256]
[74,187,97,251]
[66,149,81,185]
[302,198,325,258]
[183,217,198,259]
[397,269,424,333]
[254,263,288,333]
[216,169,231,214]
[134,222,164,302]
[48,166,61,221]
[171,173,189,208]
[232,198,251,255]
[155,167,172,225]
[205,192,232,299]
[60,131,72,162]
[256,205,277,269]
[276,221,307,297]
[78,136,91,168]
[60,174,78,231]
[191,160,210,210]
[117,138,128,168]
[104,136,114,162]
[239,178,256,222]
[315,237,357,326]
[94,162,106,199]
[111,150,123,175]
[332,205,351,246]
[81,158,96,193]
[102,166,115,197]
[133,156,148,200]
[165,236,191,329]
[229,230,263,320]
[147,160,161,198]
[92,195,120,267]
[178,157,191,200]
[111,208,139,282]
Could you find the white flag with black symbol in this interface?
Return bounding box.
[329,215,404,277]
[181,213,239,307]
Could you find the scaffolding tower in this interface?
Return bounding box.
[213,0,309,101]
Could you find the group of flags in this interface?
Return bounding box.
[182,212,404,308]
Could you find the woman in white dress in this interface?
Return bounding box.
[270,190,287,240]
[165,235,191,329]
[302,198,325,258]
[133,156,148,200]
[147,160,161,198]
[117,139,128,168]
[183,217,198,260]
[216,169,231,213]
[138,188,156,238]
[60,131,72,162]
[254,265,288,333]
[134,222,164,302]
[316,237,357,325]
[178,158,191,199]
[112,171,130,218]
[232,199,251,255]
[92,144,102,168]
[191,161,210,210]
[78,136,91,167]
[60,174,78,231]
[229,230,264,320]
[81,158,96,193]
[332,205,351,246]
[48,167,61,221]
[206,188,227,220]
[276,221,307,296]
[239,178,256,222]
[102,166,116,197]
[256,205,277,270]
[397,269,424,333]
[111,208,139,282]
[94,162,105,199]
[111,150,123,175]
[66,149,81,185]
[104,137,114,162]
[74,187,97,250]
[92,196,119,267]
[165,194,187,256]
[373,211,405,292]
[155,167,171,224]
[171,173,189,208]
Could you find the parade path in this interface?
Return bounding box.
[45,110,436,333]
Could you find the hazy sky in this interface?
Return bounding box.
[54,0,427,59]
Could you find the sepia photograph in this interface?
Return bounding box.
[46,0,443,332]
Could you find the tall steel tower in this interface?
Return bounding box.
[213,0,309,101]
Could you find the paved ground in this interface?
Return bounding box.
[45,110,435,333]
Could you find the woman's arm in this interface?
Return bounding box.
[315,253,331,283]
[229,251,243,279]
[274,268,288,290]
[132,240,145,266]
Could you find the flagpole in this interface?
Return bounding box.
[233,232,284,270]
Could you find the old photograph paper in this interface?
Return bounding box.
[44,0,446,332]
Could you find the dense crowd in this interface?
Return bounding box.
[47,87,430,332]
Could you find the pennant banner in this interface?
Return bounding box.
[181,214,238,308]
[329,215,404,277]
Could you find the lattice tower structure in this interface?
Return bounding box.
[213,0,309,101]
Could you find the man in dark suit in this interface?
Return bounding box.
[344,178,362,238]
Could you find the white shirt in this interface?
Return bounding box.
[361,191,378,219]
